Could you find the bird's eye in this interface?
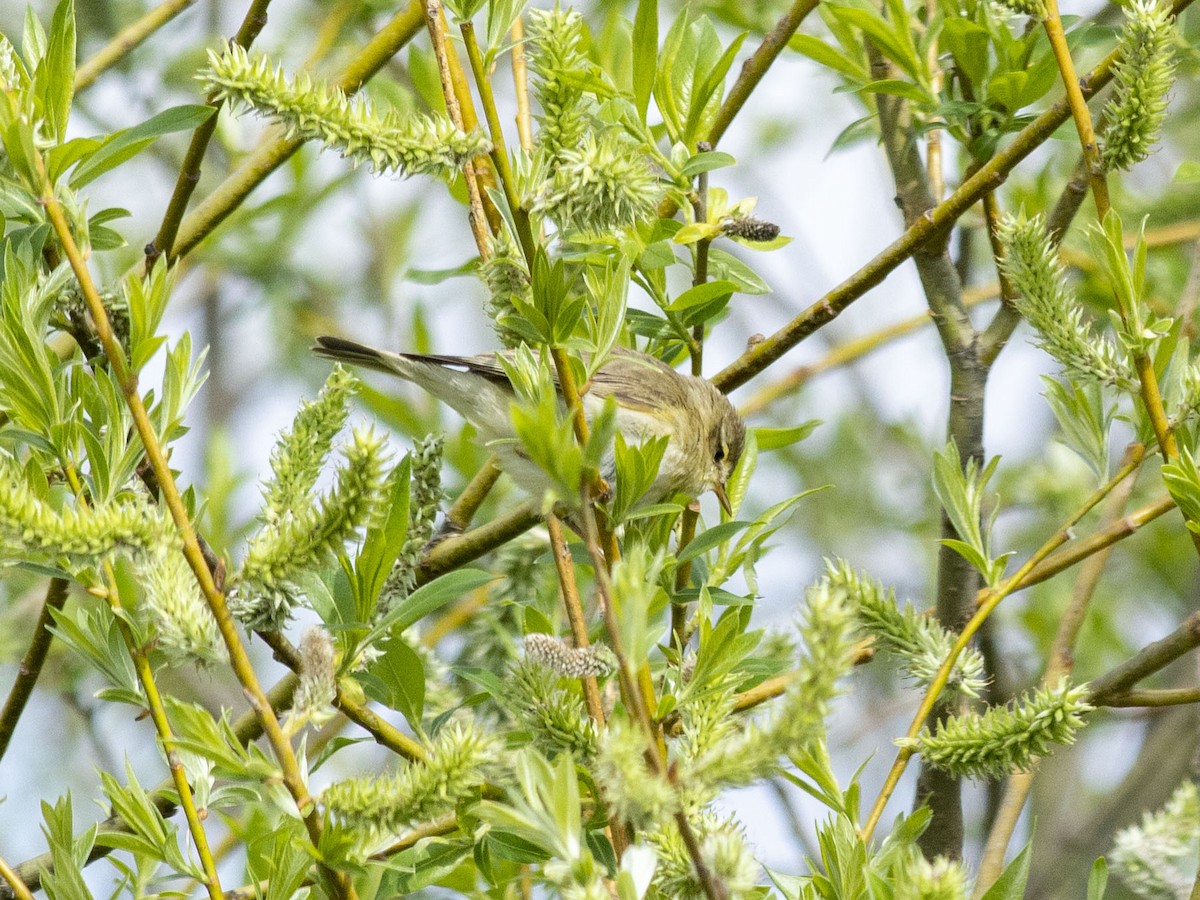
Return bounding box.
[714,443,727,463]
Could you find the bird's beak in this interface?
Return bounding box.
[714,481,732,517]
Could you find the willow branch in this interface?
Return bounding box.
[417,501,542,583]
[168,0,426,263]
[145,0,274,269]
[706,0,819,147]
[74,0,198,91]
[1087,611,1200,702]
[0,578,69,761]
[423,0,493,255]
[861,448,1145,840]
[974,442,1142,893]
[36,156,352,900]
[712,0,1198,394]
[443,455,502,533]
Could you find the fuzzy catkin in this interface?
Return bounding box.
[1101,0,1177,172]
[201,45,489,181]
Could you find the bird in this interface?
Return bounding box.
[313,336,745,515]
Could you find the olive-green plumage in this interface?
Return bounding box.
[313,336,744,512]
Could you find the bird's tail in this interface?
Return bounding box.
[312,335,404,377]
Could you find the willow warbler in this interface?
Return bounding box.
[313,336,745,514]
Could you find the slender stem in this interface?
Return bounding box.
[1013,493,1175,592]
[712,0,1198,394]
[145,0,274,270]
[672,503,700,650]
[1040,1,1110,217]
[1087,610,1200,702]
[417,501,542,584]
[0,856,33,900]
[544,513,623,857]
[579,505,726,900]
[690,155,711,376]
[461,21,536,263]
[738,291,996,416]
[1040,0,1191,559]
[443,455,502,533]
[36,158,352,900]
[974,443,1142,894]
[74,0,197,91]
[167,0,426,263]
[58,463,224,900]
[861,450,1145,840]
[705,0,820,147]
[923,0,944,202]
[423,0,492,259]
[0,578,69,761]
[510,17,533,152]
[1096,688,1200,707]
[1,676,298,900]
[258,630,427,761]
[546,514,606,725]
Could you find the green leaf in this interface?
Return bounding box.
[940,18,990,89]
[684,30,747,144]
[680,150,736,179]
[70,104,216,188]
[980,840,1032,900]
[667,279,737,311]
[1087,857,1108,900]
[1175,160,1200,183]
[371,568,495,637]
[33,0,75,144]
[707,247,770,294]
[362,635,426,727]
[677,520,752,565]
[754,421,820,451]
[354,457,412,616]
[853,79,932,105]
[826,5,920,81]
[788,33,869,82]
[631,0,657,122]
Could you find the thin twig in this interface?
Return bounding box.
[510,17,533,152]
[443,455,503,533]
[546,514,606,725]
[0,676,298,899]
[424,0,493,256]
[1096,688,1200,707]
[36,152,353,900]
[973,442,1142,893]
[0,578,69,761]
[258,630,427,761]
[712,0,1198,394]
[706,0,820,147]
[74,0,198,91]
[0,856,33,900]
[861,450,1146,840]
[145,0,274,270]
[579,505,727,900]
[461,21,536,261]
[1087,611,1200,702]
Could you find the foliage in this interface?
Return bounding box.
[1,0,1199,898]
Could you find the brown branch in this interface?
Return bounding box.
[706,0,820,147]
[166,0,426,263]
[0,578,69,762]
[1087,611,1200,703]
[712,0,1198,394]
[145,0,274,270]
[74,0,198,91]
